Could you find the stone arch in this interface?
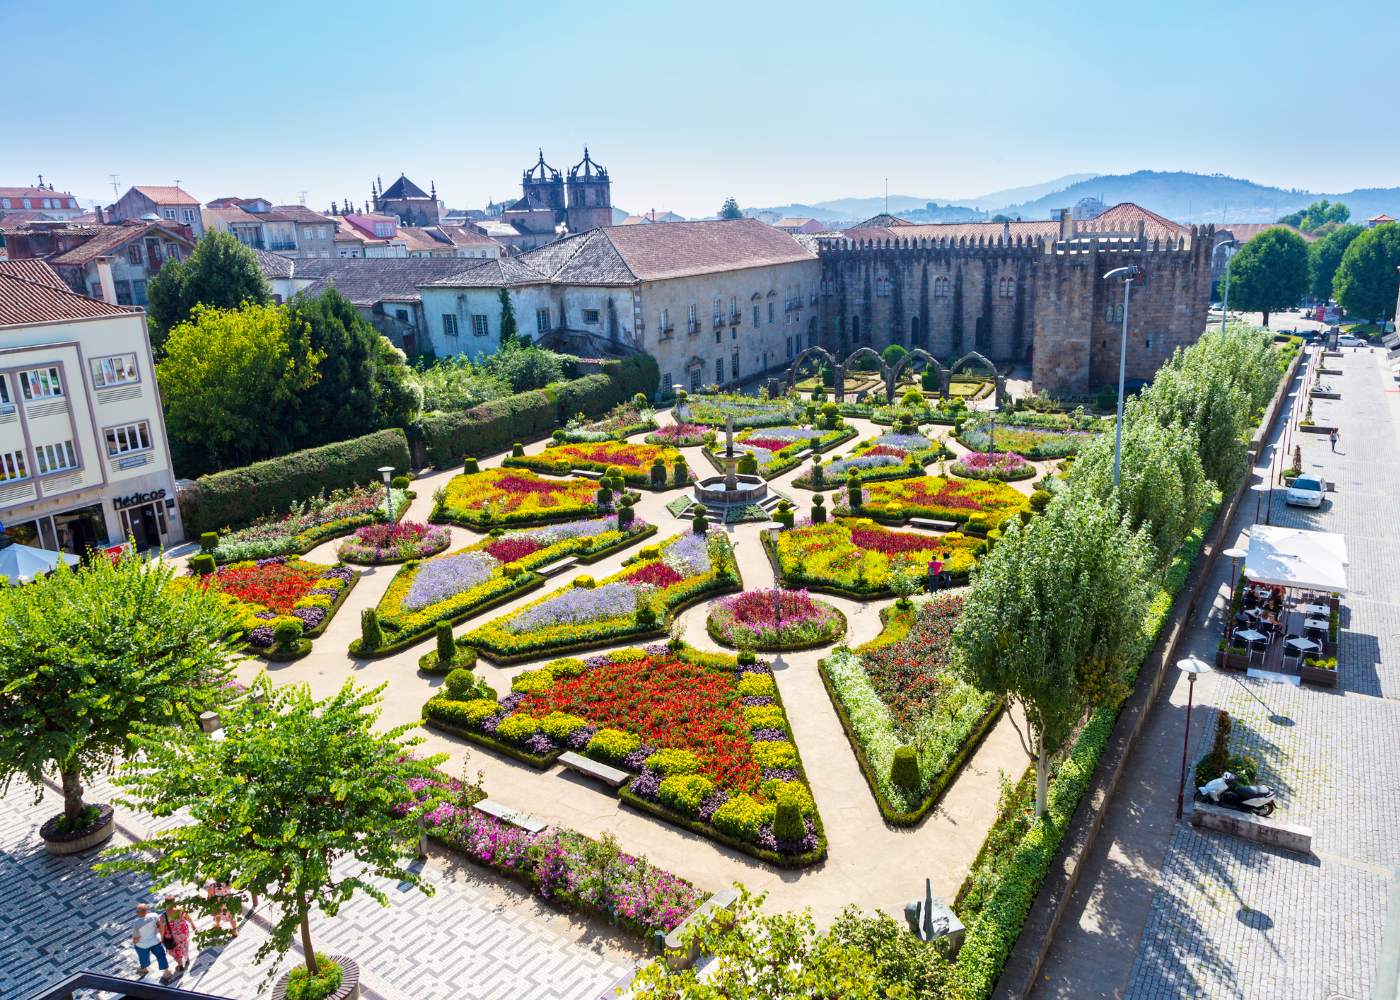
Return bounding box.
[889,348,948,400]
[842,346,890,403]
[786,345,838,394]
[948,351,1010,408]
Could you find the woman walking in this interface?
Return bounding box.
[161,897,196,974]
[206,881,237,938]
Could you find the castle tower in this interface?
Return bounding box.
[522,150,565,222]
[566,147,612,233]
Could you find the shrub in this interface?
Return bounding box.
[547,656,588,678]
[636,598,659,628]
[180,428,411,536]
[436,621,455,664]
[1029,489,1052,512]
[444,668,479,700]
[359,608,383,652]
[773,784,806,840]
[737,452,758,476]
[463,456,479,474]
[429,696,500,728]
[812,494,827,523]
[587,727,640,763]
[273,618,304,651]
[539,711,588,741]
[495,713,539,742]
[511,667,555,694]
[511,441,525,457]
[199,531,219,552]
[659,774,713,815]
[901,386,923,408]
[390,474,411,491]
[190,553,216,576]
[650,458,666,486]
[693,510,708,534]
[891,745,921,794]
[647,748,700,776]
[573,574,596,589]
[284,954,343,1000]
[711,793,773,841]
[672,456,689,486]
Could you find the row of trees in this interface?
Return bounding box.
[955,323,1282,816]
[1228,221,1400,326]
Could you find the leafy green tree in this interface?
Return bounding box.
[1139,343,1250,490]
[157,303,323,474]
[1333,223,1400,323]
[410,356,512,412]
[146,230,270,354]
[497,288,519,347]
[1225,227,1309,326]
[0,555,239,832]
[1307,224,1364,301]
[102,679,441,985]
[882,343,908,368]
[1068,401,1210,567]
[719,197,743,220]
[485,343,568,392]
[1278,199,1350,233]
[954,496,1152,816]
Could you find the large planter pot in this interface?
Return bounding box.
[272,955,360,1000]
[1300,665,1338,688]
[1214,650,1251,672]
[1298,424,1337,435]
[41,802,115,856]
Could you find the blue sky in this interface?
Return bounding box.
[3,0,1395,217]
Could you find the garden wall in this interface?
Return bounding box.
[179,429,411,536]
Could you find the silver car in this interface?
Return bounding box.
[1286,474,1324,508]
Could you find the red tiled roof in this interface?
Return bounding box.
[47,222,193,265]
[842,203,1192,245]
[1219,222,1316,245]
[0,260,138,326]
[132,185,199,206]
[434,225,501,249]
[598,218,814,281]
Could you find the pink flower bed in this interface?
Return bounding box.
[337,521,449,564]
[706,587,845,650]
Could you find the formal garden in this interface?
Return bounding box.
[703,423,857,478]
[430,466,624,528]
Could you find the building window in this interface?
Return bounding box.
[132,279,148,306]
[1000,275,1016,298]
[90,353,139,388]
[715,330,722,344]
[662,372,673,395]
[442,314,459,336]
[536,307,550,333]
[713,298,722,324]
[768,301,775,324]
[731,352,740,379]
[163,243,182,261]
[104,421,152,457]
[20,367,63,401]
[786,335,793,358]
[0,448,27,483]
[659,308,671,339]
[583,308,600,325]
[127,244,143,265]
[852,315,861,342]
[729,296,738,322]
[35,440,78,474]
[934,276,950,299]
[181,209,195,223]
[715,359,724,384]
[753,305,760,327]
[472,315,489,337]
[162,208,177,220]
[688,303,697,333]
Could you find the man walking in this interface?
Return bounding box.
[132,902,172,983]
[1330,428,1339,453]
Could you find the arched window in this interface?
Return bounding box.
[934,276,951,300]
[808,316,816,348]
[852,315,861,341]
[1000,275,1016,299]
[910,315,921,344]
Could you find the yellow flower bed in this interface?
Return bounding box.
[432,467,604,528]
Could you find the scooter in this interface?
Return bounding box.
[1196,771,1276,817]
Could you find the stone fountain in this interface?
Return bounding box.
[692,416,769,511]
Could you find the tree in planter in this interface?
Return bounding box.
[0,555,240,837]
[953,494,1152,816]
[101,679,443,989]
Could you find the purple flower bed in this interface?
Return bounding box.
[662,533,713,577]
[825,453,905,476]
[873,432,934,451]
[755,817,819,854]
[750,727,788,742]
[506,581,644,634]
[403,551,499,611]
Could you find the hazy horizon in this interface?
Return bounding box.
[4,0,1394,218]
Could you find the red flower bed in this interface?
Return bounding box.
[849,525,941,555]
[862,444,909,459]
[863,596,964,733]
[904,481,984,511]
[494,474,570,496]
[520,654,760,792]
[741,436,797,454]
[212,560,323,616]
[567,444,647,468]
[483,537,545,563]
[623,562,684,588]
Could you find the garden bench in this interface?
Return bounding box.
[473,798,548,833]
[572,468,604,480]
[536,557,579,578]
[909,517,958,532]
[664,888,739,967]
[557,751,630,788]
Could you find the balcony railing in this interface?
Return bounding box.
[729,311,741,325]
[687,319,700,334]
[658,323,675,340]
[713,313,724,327]
[267,240,297,251]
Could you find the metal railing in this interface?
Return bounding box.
[27,970,233,1000]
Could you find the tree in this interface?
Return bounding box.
[1278,199,1349,233]
[485,342,568,392]
[146,230,271,354]
[157,303,323,474]
[102,679,441,985]
[497,288,518,347]
[1225,227,1309,326]
[1333,223,1400,323]
[954,497,1152,816]
[1140,344,1249,490]
[882,343,908,368]
[0,555,239,833]
[719,197,743,220]
[1307,224,1364,301]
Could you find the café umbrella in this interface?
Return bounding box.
[0,540,80,585]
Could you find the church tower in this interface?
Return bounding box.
[566,147,612,233]
[521,150,565,222]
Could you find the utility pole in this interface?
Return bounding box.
[108,174,120,198]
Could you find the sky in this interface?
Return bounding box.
[3,0,1396,218]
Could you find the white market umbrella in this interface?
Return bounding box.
[0,542,79,584]
[1244,525,1349,594]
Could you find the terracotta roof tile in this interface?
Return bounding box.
[1219,222,1316,244]
[132,185,199,206]
[47,222,192,265]
[0,260,138,326]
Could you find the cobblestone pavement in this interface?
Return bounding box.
[0,774,636,1000]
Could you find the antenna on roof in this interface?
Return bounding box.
[109,174,120,197]
[885,178,888,215]
[298,190,308,205]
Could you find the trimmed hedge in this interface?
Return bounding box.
[181,429,411,537]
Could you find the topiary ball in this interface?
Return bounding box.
[190,553,216,576]
[444,668,478,700]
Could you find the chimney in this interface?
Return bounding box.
[95,205,106,225]
[94,256,117,304]
[1058,208,1074,240]
[1137,219,1146,244]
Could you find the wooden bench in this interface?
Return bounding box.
[473,798,548,833]
[909,517,958,532]
[536,557,579,578]
[664,888,739,967]
[557,751,630,788]
[572,468,604,480]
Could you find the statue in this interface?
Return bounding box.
[723,415,738,491]
[903,878,965,955]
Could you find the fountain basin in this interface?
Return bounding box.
[694,474,769,507]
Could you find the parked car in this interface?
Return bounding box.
[1337,334,1365,347]
[1286,474,1325,508]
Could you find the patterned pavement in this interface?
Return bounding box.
[1123,346,1400,999]
[0,773,636,999]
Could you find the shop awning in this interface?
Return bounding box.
[1243,525,1349,594]
[0,541,80,585]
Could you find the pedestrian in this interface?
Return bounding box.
[206,881,237,938]
[1330,428,1339,452]
[131,902,172,983]
[161,896,196,974]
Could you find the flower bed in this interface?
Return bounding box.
[464,531,740,662]
[766,518,986,597]
[792,431,945,489]
[557,401,657,443]
[706,588,846,651]
[431,468,616,529]
[337,521,450,564]
[704,424,856,478]
[423,644,826,866]
[209,485,408,563]
[198,556,358,658]
[836,475,1027,533]
[680,392,799,428]
[397,767,707,935]
[956,420,1093,459]
[506,441,691,490]
[645,422,710,447]
[819,598,999,824]
[950,451,1035,482]
[361,515,655,655]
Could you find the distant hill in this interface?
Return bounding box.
[947,173,1099,210]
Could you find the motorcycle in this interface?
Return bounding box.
[1196,771,1276,817]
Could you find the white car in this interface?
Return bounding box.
[1337,334,1365,347]
[1286,474,1325,508]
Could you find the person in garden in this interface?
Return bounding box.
[207,881,237,938]
[131,902,171,982]
[161,896,197,974]
[1330,427,1339,452]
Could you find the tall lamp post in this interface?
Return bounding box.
[378,465,395,522]
[1223,546,1247,604]
[1175,655,1213,818]
[1102,265,1142,490]
[1216,239,1238,333]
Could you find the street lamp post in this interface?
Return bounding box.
[1175,655,1213,819]
[1102,266,1141,490]
[378,465,395,522]
[1223,546,1247,603]
[1216,239,1238,333]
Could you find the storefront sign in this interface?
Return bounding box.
[112,488,166,510]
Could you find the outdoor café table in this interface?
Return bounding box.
[1304,618,1329,633]
[1299,604,1330,617]
[1235,628,1268,662]
[1286,637,1320,653]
